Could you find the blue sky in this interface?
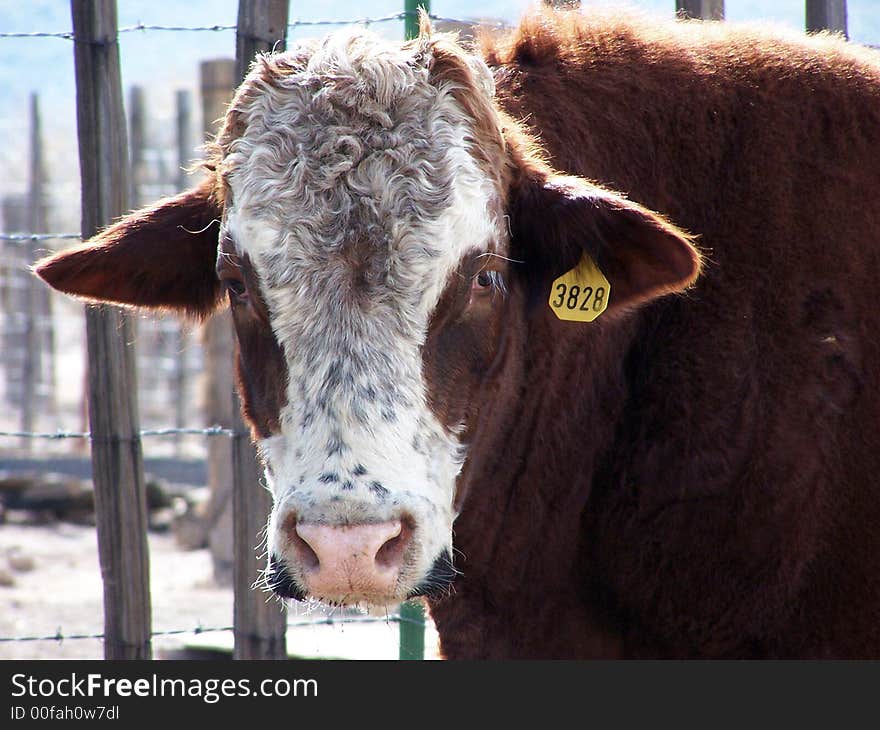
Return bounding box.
[1,1,879,229]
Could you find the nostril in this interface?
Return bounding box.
[283,512,320,570]
[290,527,320,571]
[375,519,412,569]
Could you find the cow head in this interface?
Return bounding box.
[35,23,700,607]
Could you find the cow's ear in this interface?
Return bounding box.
[510,175,701,311]
[34,178,224,318]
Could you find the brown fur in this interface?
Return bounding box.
[217,237,289,439]
[426,11,880,658]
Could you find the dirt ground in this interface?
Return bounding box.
[0,521,439,660]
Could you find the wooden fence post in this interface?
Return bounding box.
[231,391,287,659]
[676,1,724,20]
[127,83,155,421]
[232,0,289,661]
[175,90,192,194]
[542,0,581,9]
[70,0,152,660]
[235,0,289,82]
[806,0,848,37]
[32,92,56,429]
[128,85,146,209]
[21,93,50,452]
[199,58,237,584]
[172,89,192,457]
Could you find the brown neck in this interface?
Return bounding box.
[428,304,639,658]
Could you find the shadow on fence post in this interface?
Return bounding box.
[231,0,290,661]
[806,0,848,38]
[675,1,724,20]
[70,0,152,660]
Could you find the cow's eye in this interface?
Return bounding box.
[223,275,248,302]
[217,247,249,303]
[472,270,504,296]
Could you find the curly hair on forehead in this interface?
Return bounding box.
[202,18,539,207]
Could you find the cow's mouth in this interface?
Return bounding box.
[265,550,457,605]
[265,556,306,601]
[407,551,458,600]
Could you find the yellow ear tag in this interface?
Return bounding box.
[548,253,611,322]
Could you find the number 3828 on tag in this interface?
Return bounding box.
[548,253,611,323]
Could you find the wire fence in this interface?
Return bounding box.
[0,233,81,243]
[0,613,425,645]
[0,425,234,440]
[0,11,502,41]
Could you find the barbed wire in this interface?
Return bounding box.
[0,613,425,644]
[0,626,228,644]
[0,425,234,440]
[0,12,492,41]
[141,426,234,437]
[0,233,81,243]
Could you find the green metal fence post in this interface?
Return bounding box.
[404,0,429,40]
[399,600,426,660]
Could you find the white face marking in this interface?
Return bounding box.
[219,28,502,600]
